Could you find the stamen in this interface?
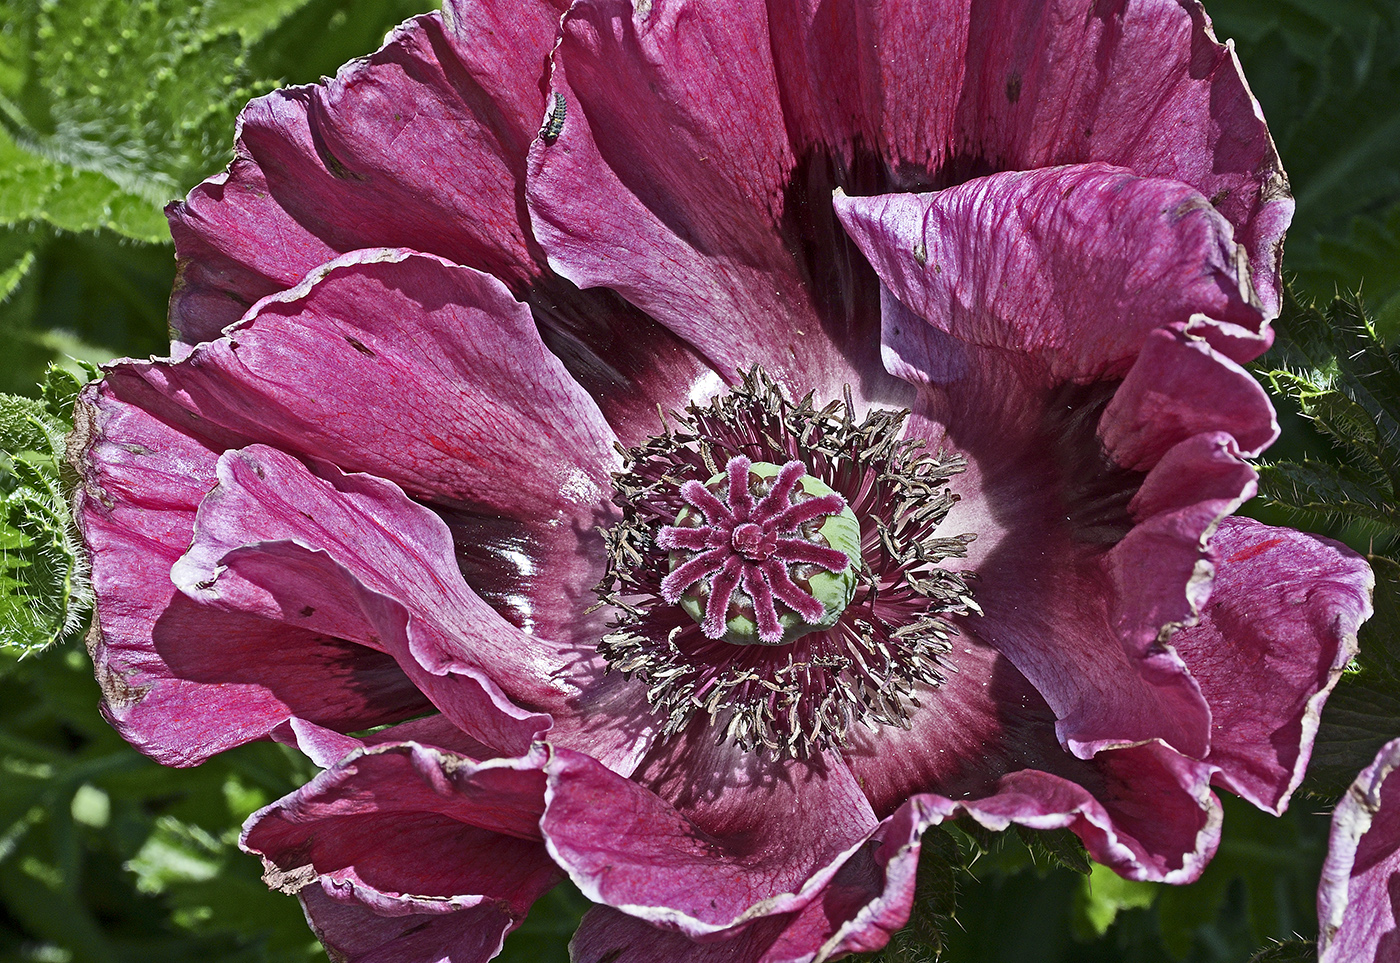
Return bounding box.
[595,367,976,758]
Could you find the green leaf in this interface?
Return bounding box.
[1252,288,1400,547]
[0,0,275,240]
[874,827,962,963]
[0,0,441,245]
[1248,940,1318,963]
[126,816,225,896]
[1255,459,1400,533]
[1070,863,1157,940]
[0,230,35,303]
[1016,825,1091,877]
[0,367,93,657]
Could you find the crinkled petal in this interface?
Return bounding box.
[152,249,616,534]
[526,0,905,407]
[1099,325,1279,472]
[142,249,621,656]
[175,445,652,770]
[571,721,1217,963]
[1172,518,1374,814]
[301,885,516,963]
[542,744,878,937]
[73,377,428,767]
[767,0,1290,320]
[1319,738,1400,963]
[270,714,503,770]
[167,1,720,444]
[898,342,1211,760]
[894,745,1219,886]
[1105,432,1259,659]
[243,743,556,899]
[244,742,561,963]
[568,832,911,963]
[167,2,563,343]
[844,635,1219,883]
[833,164,1263,383]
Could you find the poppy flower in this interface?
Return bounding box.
[75,1,1374,960]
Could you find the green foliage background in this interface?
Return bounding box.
[1,0,1398,961]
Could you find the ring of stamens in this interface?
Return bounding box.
[596,368,977,758]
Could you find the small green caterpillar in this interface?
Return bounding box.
[540,92,566,143]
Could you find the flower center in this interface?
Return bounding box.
[657,458,860,646]
[595,368,977,757]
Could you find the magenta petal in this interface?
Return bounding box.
[899,353,1212,760]
[74,377,427,766]
[526,0,900,405]
[901,742,1220,885]
[243,743,555,899]
[1319,739,1400,963]
[542,745,878,936]
[834,164,1263,383]
[244,742,561,963]
[174,445,651,770]
[573,735,1218,961]
[570,906,777,963]
[1099,326,1279,472]
[1105,432,1259,657]
[1172,518,1373,814]
[845,637,1219,883]
[151,248,622,656]
[148,249,617,528]
[769,0,1289,321]
[301,885,516,963]
[568,826,918,963]
[271,714,507,770]
[168,2,562,343]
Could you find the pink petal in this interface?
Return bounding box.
[542,743,878,937]
[143,249,621,656]
[1099,326,1279,472]
[270,714,505,770]
[843,634,1219,883]
[526,0,905,407]
[167,2,562,343]
[301,885,516,963]
[175,445,652,771]
[74,377,427,767]
[169,5,717,442]
[154,250,616,530]
[568,836,917,963]
[243,743,555,897]
[572,715,1218,962]
[1319,738,1400,963]
[900,352,1212,760]
[899,743,1219,884]
[1105,432,1259,659]
[768,0,1290,320]
[1172,518,1374,814]
[243,742,561,963]
[833,164,1263,384]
